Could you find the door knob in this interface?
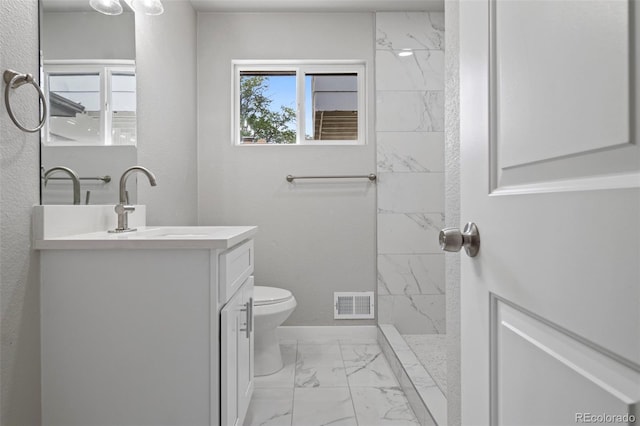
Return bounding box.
[439,222,480,257]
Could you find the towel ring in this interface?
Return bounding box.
[3,69,47,133]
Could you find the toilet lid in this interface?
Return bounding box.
[254,286,293,306]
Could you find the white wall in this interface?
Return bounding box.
[41,11,135,61]
[136,1,198,225]
[0,0,41,424]
[375,12,446,334]
[445,1,461,423]
[197,13,376,326]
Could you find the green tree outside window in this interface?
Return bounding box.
[240,76,296,144]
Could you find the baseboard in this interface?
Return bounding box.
[277,325,377,341]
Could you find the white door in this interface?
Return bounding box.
[459,1,640,425]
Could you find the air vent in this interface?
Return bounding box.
[334,292,374,319]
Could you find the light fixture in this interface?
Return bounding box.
[129,0,164,15]
[90,0,164,16]
[398,49,414,57]
[89,0,123,15]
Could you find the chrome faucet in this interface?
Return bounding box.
[43,166,81,205]
[109,166,157,233]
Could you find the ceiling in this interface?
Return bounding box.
[42,0,444,13]
[190,0,444,12]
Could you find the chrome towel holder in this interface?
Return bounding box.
[286,174,377,183]
[42,175,112,183]
[3,69,47,133]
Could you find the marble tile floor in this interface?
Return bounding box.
[402,335,447,395]
[243,339,421,426]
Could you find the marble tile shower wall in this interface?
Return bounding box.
[375,12,446,334]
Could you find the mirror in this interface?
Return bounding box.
[40,0,137,205]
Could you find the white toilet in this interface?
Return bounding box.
[253,286,297,376]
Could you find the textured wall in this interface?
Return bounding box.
[0,0,42,424]
[197,12,376,326]
[444,0,461,424]
[136,1,198,226]
[375,12,446,335]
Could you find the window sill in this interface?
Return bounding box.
[235,141,365,147]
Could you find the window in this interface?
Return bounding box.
[43,61,136,146]
[233,61,365,145]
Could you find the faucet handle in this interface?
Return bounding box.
[114,204,135,215]
[109,204,137,233]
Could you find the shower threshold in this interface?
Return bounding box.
[378,324,447,426]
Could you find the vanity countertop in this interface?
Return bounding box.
[35,226,258,250]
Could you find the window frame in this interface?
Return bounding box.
[232,60,366,146]
[42,59,136,147]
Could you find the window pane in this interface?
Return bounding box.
[305,73,358,141]
[111,72,137,145]
[240,71,296,144]
[48,73,101,144]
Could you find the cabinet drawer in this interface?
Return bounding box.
[219,239,254,303]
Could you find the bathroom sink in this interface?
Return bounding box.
[133,227,222,239]
[151,233,210,238]
[35,225,258,250]
[32,205,257,250]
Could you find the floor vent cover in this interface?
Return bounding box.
[334,292,374,319]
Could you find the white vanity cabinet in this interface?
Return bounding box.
[35,223,257,426]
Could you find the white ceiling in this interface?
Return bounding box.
[42,0,444,13]
[189,0,444,12]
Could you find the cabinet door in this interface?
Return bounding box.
[237,276,254,424]
[221,276,254,426]
[221,287,241,426]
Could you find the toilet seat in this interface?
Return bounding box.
[254,286,293,306]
